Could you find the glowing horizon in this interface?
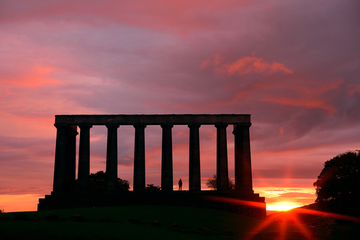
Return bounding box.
[266,202,302,212]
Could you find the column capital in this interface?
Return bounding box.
[161,124,173,129]
[232,123,251,134]
[55,124,78,135]
[78,123,93,129]
[105,123,120,129]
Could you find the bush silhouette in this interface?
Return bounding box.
[313,150,360,216]
[77,171,130,192]
[145,184,161,191]
[206,174,235,190]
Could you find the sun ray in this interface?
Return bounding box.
[205,196,360,239]
[247,207,360,239]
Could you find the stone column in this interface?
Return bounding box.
[78,124,92,191]
[65,125,78,192]
[106,124,119,193]
[133,124,146,192]
[233,124,253,194]
[189,124,201,191]
[161,124,173,192]
[53,124,77,193]
[216,124,229,191]
[53,123,68,193]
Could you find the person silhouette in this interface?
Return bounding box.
[178,178,182,191]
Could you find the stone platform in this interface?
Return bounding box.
[38,191,266,218]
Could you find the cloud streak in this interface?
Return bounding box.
[202,55,293,76]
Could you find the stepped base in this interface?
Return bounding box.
[38,191,266,218]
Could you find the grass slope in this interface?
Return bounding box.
[2,205,359,239]
[0,205,260,240]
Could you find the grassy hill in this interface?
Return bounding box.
[0,205,261,240]
[1,205,360,239]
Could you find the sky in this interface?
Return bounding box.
[0,0,359,212]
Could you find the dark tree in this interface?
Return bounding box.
[84,171,130,192]
[88,171,107,192]
[206,174,217,190]
[313,150,360,216]
[145,184,161,191]
[206,174,235,190]
[117,178,130,191]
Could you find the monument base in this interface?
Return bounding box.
[38,191,266,218]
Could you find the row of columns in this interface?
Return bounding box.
[53,123,253,194]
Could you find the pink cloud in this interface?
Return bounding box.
[348,84,360,96]
[1,66,61,87]
[261,78,344,114]
[212,56,293,76]
[262,97,335,114]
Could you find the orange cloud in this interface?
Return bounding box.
[279,127,284,135]
[262,97,335,114]
[176,131,188,137]
[219,56,293,76]
[260,78,344,114]
[201,55,293,76]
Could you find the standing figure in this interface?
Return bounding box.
[178,178,182,191]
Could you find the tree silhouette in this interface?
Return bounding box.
[145,184,161,191]
[313,150,360,216]
[83,171,130,192]
[206,174,235,190]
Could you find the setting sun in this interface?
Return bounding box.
[266,202,301,212]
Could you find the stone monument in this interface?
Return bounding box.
[38,114,265,217]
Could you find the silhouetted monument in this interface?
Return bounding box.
[38,114,265,218]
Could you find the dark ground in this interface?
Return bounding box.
[1,205,359,239]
